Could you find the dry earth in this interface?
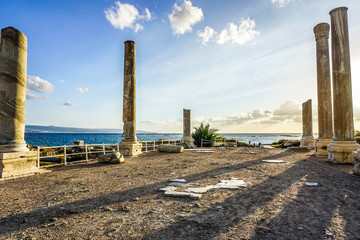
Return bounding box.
[1,147,360,239]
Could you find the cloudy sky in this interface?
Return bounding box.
[1,0,359,133]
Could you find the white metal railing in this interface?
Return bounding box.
[37,140,182,168]
[200,138,237,147]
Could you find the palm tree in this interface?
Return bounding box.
[192,122,219,147]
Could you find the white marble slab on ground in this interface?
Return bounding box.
[159,186,177,192]
[305,182,319,186]
[169,178,187,183]
[164,190,202,199]
[261,160,285,163]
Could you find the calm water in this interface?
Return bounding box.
[25,132,305,147]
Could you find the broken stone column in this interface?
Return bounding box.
[118,40,142,157]
[313,23,333,156]
[181,109,195,148]
[0,27,38,178]
[327,7,359,164]
[300,99,315,148]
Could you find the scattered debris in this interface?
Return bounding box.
[159,186,177,192]
[262,160,285,163]
[167,182,186,186]
[169,179,186,183]
[305,182,319,186]
[163,190,202,199]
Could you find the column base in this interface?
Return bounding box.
[353,151,360,175]
[300,136,315,148]
[181,136,196,149]
[0,151,38,179]
[327,140,360,164]
[0,141,29,153]
[315,138,332,157]
[118,141,142,157]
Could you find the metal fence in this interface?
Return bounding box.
[37,140,182,168]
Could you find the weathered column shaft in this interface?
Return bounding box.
[330,7,354,141]
[314,23,333,140]
[0,27,28,151]
[328,7,359,164]
[123,40,136,141]
[300,99,314,148]
[183,109,191,137]
[302,99,313,137]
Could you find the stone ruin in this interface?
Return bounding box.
[181,108,196,149]
[0,27,38,178]
[300,99,315,148]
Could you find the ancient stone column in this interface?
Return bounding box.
[0,27,28,153]
[313,23,333,156]
[181,109,195,148]
[300,99,315,147]
[0,27,38,178]
[118,40,142,156]
[327,7,359,164]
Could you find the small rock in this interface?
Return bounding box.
[98,152,124,164]
[298,226,304,230]
[169,178,186,183]
[159,186,177,192]
[305,182,319,186]
[132,197,139,201]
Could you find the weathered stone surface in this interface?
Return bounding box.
[0,151,38,178]
[0,27,28,153]
[98,152,124,164]
[353,151,360,175]
[328,7,359,163]
[313,23,333,157]
[119,40,142,157]
[286,146,311,152]
[181,109,196,149]
[300,99,315,148]
[157,144,184,153]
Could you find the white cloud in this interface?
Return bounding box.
[75,87,89,94]
[26,92,43,100]
[59,79,66,84]
[169,0,203,35]
[63,101,76,107]
[27,75,54,93]
[105,1,152,32]
[198,18,259,45]
[271,0,291,8]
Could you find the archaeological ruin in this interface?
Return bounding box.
[300,99,315,148]
[181,109,195,148]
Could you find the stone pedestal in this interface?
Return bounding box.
[328,7,359,163]
[119,40,142,157]
[181,109,195,148]
[313,23,333,157]
[0,151,38,178]
[328,141,359,164]
[353,151,360,175]
[300,99,315,148]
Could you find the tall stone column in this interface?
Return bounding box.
[327,7,359,164]
[118,40,142,157]
[300,99,315,147]
[181,109,195,148]
[313,23,333,156]
[0,27,37,178]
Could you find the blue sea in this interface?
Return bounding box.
[24,133,305,147]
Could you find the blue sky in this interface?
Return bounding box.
[1,0,359,133]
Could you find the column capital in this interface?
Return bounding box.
[329,6,348,15]
[313,23,330,41]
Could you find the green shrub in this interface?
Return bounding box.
[192,122,219,147]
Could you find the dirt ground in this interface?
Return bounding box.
[1,147,360,240]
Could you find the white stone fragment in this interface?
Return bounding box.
[159,186,177,192]
[262,160,285,163]
[214,179,247,189]
[194,150,214,153]
[164,191,202,199]
[167,182,186,186]
[169,178,186,183]
[185,186,215,194]
[305,182,319,186]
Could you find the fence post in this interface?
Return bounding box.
[145,142,148,152]
[37,146,40,168]
[153,141,156,151]
[102,143,105,154]
[64,145,67,165]
[201,139,203,148]
[85,144,88,162]
[117,143,119,152]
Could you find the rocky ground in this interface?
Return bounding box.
[1,147,360,239]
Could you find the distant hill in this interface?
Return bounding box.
[25,125,150,134]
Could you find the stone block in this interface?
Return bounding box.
[353,151,360,175]
[328,141,360,164]
[118,141,142,157]
[158,144,184,153]
[0,151,38,178]
[98,152,124,164]
[300,136,315,148]
[315,138,332,157]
